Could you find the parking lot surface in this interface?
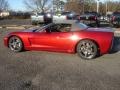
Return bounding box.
[0,25,120,90]
[0,19,31,25]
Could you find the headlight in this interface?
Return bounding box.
[47,14,51,17]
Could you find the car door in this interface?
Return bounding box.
[29,23,73,52]
[45,23,74,52]
[29,31,73,52]
[48,32,73,52]
[29,32,51,50]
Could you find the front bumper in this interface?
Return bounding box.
[4,37,8,47]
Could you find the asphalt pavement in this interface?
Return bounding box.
[0,19,120,90]
[0,19,31,25]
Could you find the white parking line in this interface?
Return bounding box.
[0,25,35,29]
[6,27,25,29]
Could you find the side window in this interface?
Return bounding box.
[59,24,71,32]
[50,25,61,32]
[46,24,60,32]
[45,24,72,33]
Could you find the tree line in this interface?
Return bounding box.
[0,0,120,15]
[65,0,120,15]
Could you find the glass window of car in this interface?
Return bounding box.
[46,24,72,33]
[113,12,120,16]
[37,12,44,15]
[71,22,88,31]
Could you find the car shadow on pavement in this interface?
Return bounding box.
[110,36,120,54]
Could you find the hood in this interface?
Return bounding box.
[86,28,114,33]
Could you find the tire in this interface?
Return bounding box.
[8,36,23,52]
[77,40,98,60]
[96,21,100,27]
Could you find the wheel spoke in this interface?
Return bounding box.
[84,51,88,57]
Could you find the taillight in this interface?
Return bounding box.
[94,16,97,20]
[112,16,116,21]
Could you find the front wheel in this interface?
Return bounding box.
[77,40,98,60]
[8,36,23,52]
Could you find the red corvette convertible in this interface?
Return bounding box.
[4,21,114,59]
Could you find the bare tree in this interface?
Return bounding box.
[24,0,51,12]
[65,0,82,14]
[65,0,97,14]
[99,2,106,15]
[107,1,120,12]
[84,0,96,12]
[0,0,9,11]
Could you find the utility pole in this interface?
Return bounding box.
[82,0,84,14]
[97,0,100,13]
[106,0,108,16]
[106,0,110,16]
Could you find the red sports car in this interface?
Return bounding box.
[4,21,114,60]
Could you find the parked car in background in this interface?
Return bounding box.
[31,12,52,25]
[100,16,109,22]
[4,21,114,60]
[79,11,100,27]
[53,11,78,23]
[31,11,78,25]
[110,12,120,27]
[0,11,10,19]
[8,11,31,19]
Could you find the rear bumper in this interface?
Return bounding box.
[80,20,97,24]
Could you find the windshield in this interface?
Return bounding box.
[113,12,120,16]
[36,23,53,32]
[84,12,99,16]
[76,23,88,30]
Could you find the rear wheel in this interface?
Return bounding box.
[8,36,23,52]
[77,40,98,60]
